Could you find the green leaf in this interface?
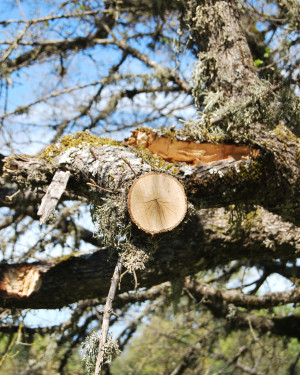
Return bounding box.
[264,47,271,58]
[254,59,263,67]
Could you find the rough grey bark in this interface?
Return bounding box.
[0,206,298,309]
[188,0,259,101]
[3,129,299,222]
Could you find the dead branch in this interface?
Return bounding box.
[94,257,123,375]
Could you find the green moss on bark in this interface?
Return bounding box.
[37,131,122,162]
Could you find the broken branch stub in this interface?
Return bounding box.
[128,172,187,234]
[37,170,70,225]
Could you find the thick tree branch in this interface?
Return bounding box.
[0,205,298,309]
[185,280,300,309]
[2,127,299,222]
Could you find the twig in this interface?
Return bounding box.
[119,269,129,285]
[94,257,123,375]
[0,323,22,369]
[87,179,116,194]
[0,22,32,63]
[5,189,20,201]
[121,155,136,177]
[288,351,300,375]
[183,287,196,301]
[247,317,258,342]
[133,269,139,290]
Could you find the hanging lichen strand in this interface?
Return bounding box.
[92,189,152,275]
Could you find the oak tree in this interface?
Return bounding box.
[0,0,299,373]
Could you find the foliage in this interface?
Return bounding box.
[111,297,300,375]
[1,293,299,374]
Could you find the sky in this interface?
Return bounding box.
[0,0,196,156]
[0,0,297,330]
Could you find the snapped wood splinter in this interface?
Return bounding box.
[128,172,187,235]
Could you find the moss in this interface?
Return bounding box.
[159,128,177,139]
[135,126,156,134]
[273,123,299,143]
[37,131,123,162]
[171,277,184,314]
[53,251,83,264]
[135,145,180,174]
[135,126,178,142]
[296,149,300,167]
[207,159,265,190]
[241,208,262,232]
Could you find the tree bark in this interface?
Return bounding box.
[2,128,299,223]
[0,206,298,309]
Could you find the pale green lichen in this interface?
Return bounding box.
[37,131,122,162]
[277,0,300,30]
[92,191,153,274]
[81,332,120,374]
[92,187,195,275]
[121,242,151,273]
[93,193,130,250]
[181,80,286,143]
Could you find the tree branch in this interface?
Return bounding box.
[94,257,123,375]
[0,205,298,309]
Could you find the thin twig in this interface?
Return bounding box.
[133,269,139,290]
[0,323,22,369]
[5,189,20,201]
[121,155,136,177]
[94,257,123,375]
[247,317,258,342]
[87,179,116,194]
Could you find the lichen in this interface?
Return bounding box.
[273,123,299,143]
[92,188,152,274]
[181,81,285,144]
[93,193,130,250]
[81,331,120,374]
[277,0,300,31]
[121,242,151,273]
[37,131,122,162]
[92,184,195,276]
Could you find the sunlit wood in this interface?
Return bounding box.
[126,130,260,164]
[128,172,187,234]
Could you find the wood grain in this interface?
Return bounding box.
[128,172,187,234]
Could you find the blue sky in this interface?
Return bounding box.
[0,0,297,330]
[0,0,196,156]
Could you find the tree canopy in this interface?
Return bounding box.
[0,0,299,374]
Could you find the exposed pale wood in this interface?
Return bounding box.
[0,266,41,298]
[37,170,70,225]
[128,172,187,234]
[126,130,260,164]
